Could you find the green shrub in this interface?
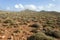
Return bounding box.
[43,28,60,38]
[3,19,13,24]
[30,29,38,33]
[29,23,40,28]
[53,31,60,38]
[27,32,55,40]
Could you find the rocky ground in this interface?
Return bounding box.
[0,10,60,40]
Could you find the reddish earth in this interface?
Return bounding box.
[0,22,37,40]
[0,11,60,40]
[0,21,60,40]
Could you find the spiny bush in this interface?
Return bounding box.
[53,31,60,38]
[3,19,13,24]
[10,23,19,28]
[30,29,38,33]
[43,27,60,38]
[13,30,20,33]
[29,23,40,28]
[12,30,20,36]
[27,32,55,40]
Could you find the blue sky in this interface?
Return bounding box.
[0,0,60,12]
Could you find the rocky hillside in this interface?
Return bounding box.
[0,10,60,40]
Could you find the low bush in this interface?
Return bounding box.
[43,28,60,38]
[27,32,55,40]
[29,23,40,28]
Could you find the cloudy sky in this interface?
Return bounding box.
[0,0,60,11]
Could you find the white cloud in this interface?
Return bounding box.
[15,4,20,8]
[19,4,24,9]
[47,3,55,8]
[15,4,24,9]
[15,4,37,11]
[34,6,44,11]
[38,6,44,10]
[25,4,37,10]
[52,0,55,1]
[6,7,10,10]
[14,3,57,11]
